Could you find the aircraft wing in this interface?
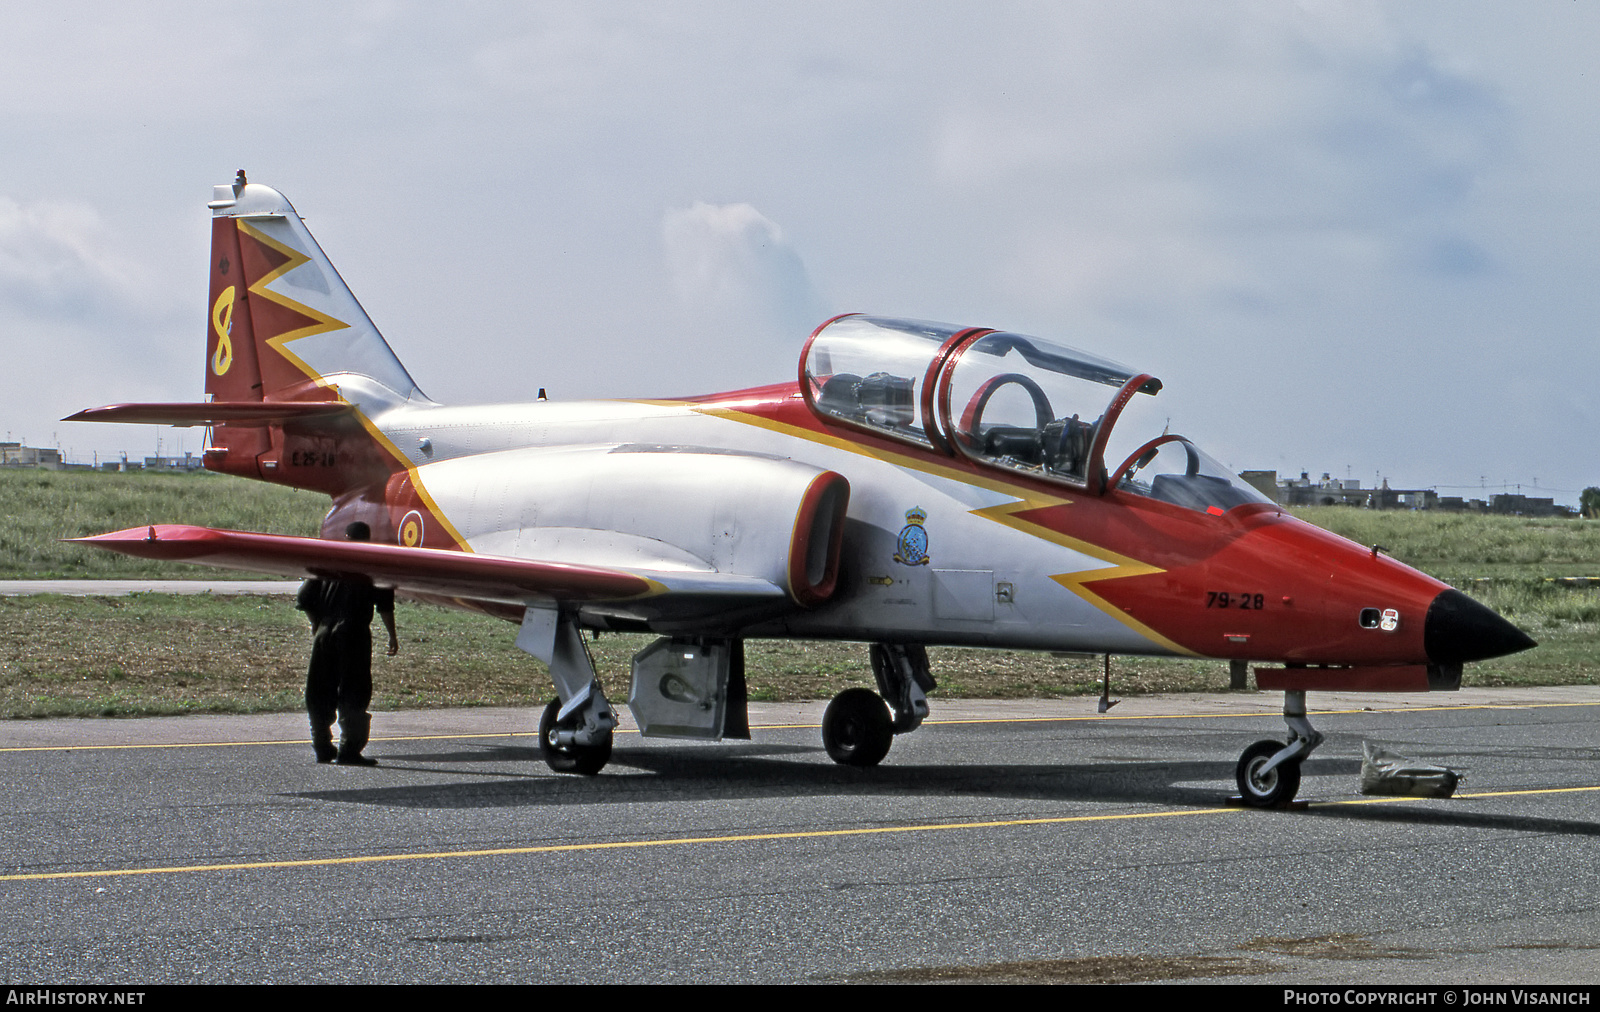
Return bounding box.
[71,525,791,621]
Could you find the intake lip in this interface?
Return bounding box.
[1424,588,1537,665]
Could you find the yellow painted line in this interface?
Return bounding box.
[1444,785,1600,800]
[5,700,1595,752]
[1317,784,1600,807]
[0,732,541,754]
[0,806,1242,883]
[12,780,1600,883]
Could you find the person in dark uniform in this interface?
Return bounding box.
[297,522,399,765]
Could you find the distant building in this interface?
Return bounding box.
[1387,487,1439,510]
[1240,470,1281,503]
[0,442,63,468]
[143,453,205,472]
[1255,470,1436,510]
[1488,494,1572,518]
[1244,468,1573,515]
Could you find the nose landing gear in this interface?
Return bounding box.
[1234,690,1323,807]
[1237,739,1302,806]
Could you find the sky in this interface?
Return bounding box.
[1,1,1595,503]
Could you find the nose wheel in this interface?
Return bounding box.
[1233,690,1323,808]
[1236,739,1302,806]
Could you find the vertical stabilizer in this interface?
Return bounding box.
[74,177,434,499]
[195,174,429,492]
[204,174,426,410]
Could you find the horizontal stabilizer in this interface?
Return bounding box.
[72,525,653,603]
[63,402,355,427]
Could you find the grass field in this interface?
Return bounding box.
[0,469,1594,717]
[1284,506,1600,583]
[0,593,1247,718]
[0,469,322,579]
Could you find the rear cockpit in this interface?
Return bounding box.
[801,314,1270,514]
[802,316,963,448]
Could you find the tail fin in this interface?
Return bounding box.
[204,173,426,409]
[70,177,430,496]
[187,174,430,490]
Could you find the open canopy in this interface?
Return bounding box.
[802,314,1269,514]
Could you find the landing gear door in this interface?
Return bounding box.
[628,638,748,740]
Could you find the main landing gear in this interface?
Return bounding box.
[516,607,618,775]
[539,697,614,776]
[821,643,934,767]
[1234,690,1324,807]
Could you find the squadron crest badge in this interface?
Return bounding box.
[893,507,931,566]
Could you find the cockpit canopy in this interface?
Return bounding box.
[801,315,1271,514]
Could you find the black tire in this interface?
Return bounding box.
[822,688,894,767]
[1236,739,1301,807]
[539,698,611,775]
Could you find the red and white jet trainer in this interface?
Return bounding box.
[68,174,1534,804]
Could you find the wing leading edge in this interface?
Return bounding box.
[72,526,790,620]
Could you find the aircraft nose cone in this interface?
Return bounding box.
[1424,588,1537,665]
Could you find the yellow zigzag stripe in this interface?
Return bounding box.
[697,405,1194,654]
[967,498,1196,656]
[237,219,347,381]
[234,220,472,553]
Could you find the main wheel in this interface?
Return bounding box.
[822,688,894,767]
[539,698,612,775]
[1236,739,1301,807]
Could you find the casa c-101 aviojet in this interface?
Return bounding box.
[68,173,1535,806]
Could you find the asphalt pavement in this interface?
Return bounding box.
[4,687,1599,984]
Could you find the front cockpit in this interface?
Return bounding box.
[801,314,1271,514]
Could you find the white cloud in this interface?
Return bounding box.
[0,195,188,459]
[662,201,828,344]
[918,3,1508,326]
[0,198,162,319]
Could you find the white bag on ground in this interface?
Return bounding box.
[1360,742,1460,798]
